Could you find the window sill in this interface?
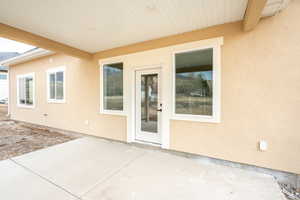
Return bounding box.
[47,100,66,104]
[171,114,220,123]
[99,110,127,116]
[17,104,35,109]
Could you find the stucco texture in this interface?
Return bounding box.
[9,1,300,174]
[9,56,127,142]
[171,1,300,174]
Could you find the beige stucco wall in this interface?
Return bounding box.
[9,1,300,174]
[171,2,300,174]
[9,55,127,142]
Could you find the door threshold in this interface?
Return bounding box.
[133,139,161,147]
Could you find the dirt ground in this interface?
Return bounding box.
[0,107,80,160]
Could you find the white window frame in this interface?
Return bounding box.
[172,44,221,123]
[16,72,35,109]
[99,61,125,115]
[46,66,66,103]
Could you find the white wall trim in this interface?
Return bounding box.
[46,66,66,104]
[99,61,126,116]
[16,72,36,109]
[171,38,223,123]
[100,37,223,149]
[126,64,136,143]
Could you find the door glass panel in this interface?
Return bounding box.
[141,74,158,133]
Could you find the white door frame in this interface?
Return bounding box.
[126,64,170,149]
[135,68,161,144]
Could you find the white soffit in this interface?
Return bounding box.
[0,0,248,53]
[0,0,290,53]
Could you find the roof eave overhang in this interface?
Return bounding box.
[0,48,54,66]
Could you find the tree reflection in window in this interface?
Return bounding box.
[175,48,213,116]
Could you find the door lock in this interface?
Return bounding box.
[157,103,162,112]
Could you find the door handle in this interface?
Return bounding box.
[157,103,162,112]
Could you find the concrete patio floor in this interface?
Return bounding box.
[0,137,285,200]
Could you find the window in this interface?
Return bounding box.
[47,67,65,103]
[17,73,35,108]
[173,46,221,122]
[101,62,124,114]
[0,73,7,80]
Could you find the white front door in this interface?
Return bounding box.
[135,69,162,144]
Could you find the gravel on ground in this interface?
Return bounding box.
[0,117,80,161]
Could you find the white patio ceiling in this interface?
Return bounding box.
[0,0,289,53]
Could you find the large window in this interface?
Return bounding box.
[17,73,35,108]
[101,62,123,114]
[47,67,65,103]
[173,46,220,122]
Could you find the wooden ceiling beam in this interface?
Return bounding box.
[0,23,93,60]
[243,0,268,31]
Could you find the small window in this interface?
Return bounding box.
[17,73,35,108]
[101,62,124,114]
[173,46,220,122]
[0,74,7,80]
[47,67,65,103]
